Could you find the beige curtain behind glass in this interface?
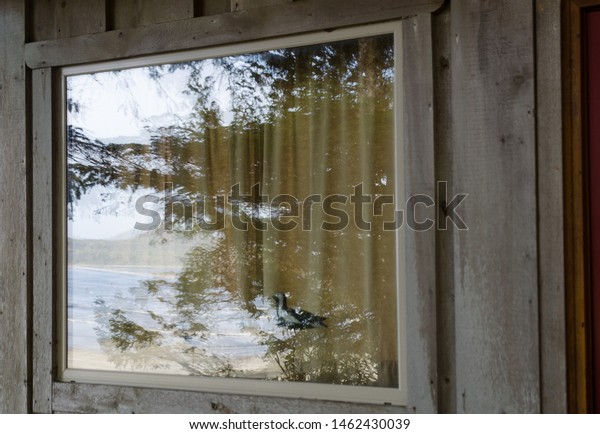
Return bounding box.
[255,35,397,387]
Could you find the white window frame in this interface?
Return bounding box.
[56,20,407,406]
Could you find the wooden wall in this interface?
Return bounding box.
[0,0,567,413]
[452,0,539,412]
[0,0,28,414]
[27,0,301,42]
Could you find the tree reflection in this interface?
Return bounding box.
[69,34,398,387]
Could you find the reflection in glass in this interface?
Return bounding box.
[66,34,398,388]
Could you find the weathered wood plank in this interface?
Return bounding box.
[53,382,407,413]
[55,0,106,38]
[0,0,29,414]
[109,0,194,30]
[432,3,456,414]
[231,0,293,12]
[403,14,437,413]
[535,0,567,414]
[25,0,445,69]
[30,0,57,42]
[451,0,540,413]
[32,68,54,414]
[29,0,106,42]
[196,0,230,16]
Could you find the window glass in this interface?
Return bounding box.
[66,33,399,388]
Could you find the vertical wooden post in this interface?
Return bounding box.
[0,0,29,414]
[403,13,438,413]
[432,3,456,414]
[32,68,54,414]
[536,0,567,414]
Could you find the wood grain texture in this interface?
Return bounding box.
[231,0,293,12]
[450,0,540,413]
[32,68,54,414]
[30,0,106,41]
[432,3,456,414]
[25,0,445,69]
[196,0,230,16]
[30,0,57,42]
[535,0,567,414]
[55,0,106,38]
[53,382,407,413]
[403,14,437,413]
[109,0,194,30]
[0,0,29,414]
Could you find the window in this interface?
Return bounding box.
[59,21,406,405]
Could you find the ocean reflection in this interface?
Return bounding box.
[68,257,395,387]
